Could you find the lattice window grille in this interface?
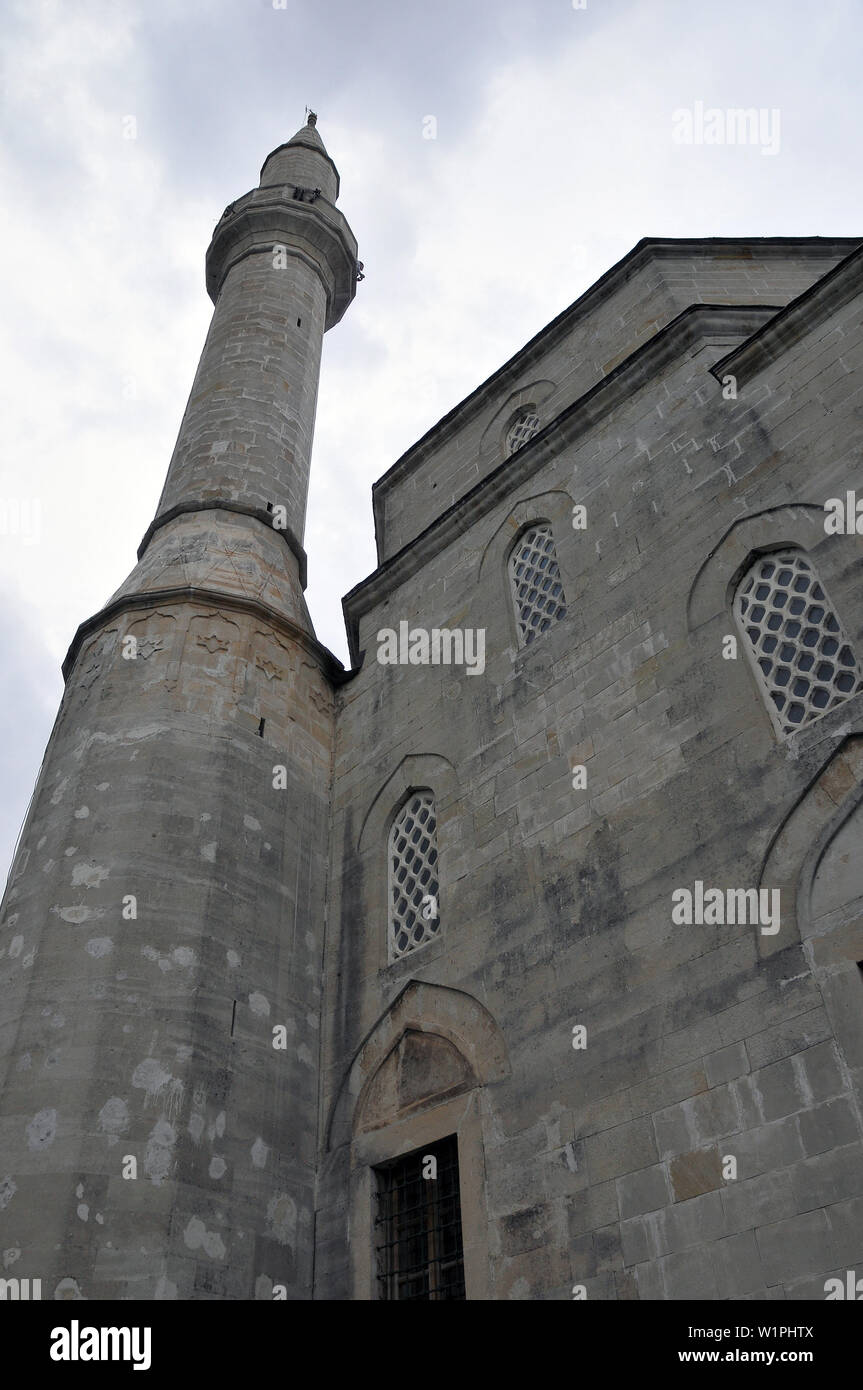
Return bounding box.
[388,792,440,960]
[505,411,540,456]
[509,523,568,648]
[735,550,863,735]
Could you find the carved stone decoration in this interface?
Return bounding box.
[253,627,295,689]
[79,657,101,691]
[198,633,229,655]
[184,609,243,700]
[309,685,334,715]
[300,661,335,715]
[256,656,283,682]
[123,610,179,691]
[77,627,121,700]
[359,1029,475,1133]
[137,637,165,661]
[328,979,509,1151]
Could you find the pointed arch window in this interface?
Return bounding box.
[505,410,540,456]
[388,791,440,960]
[508,522,568,648]
[734,550,863,735]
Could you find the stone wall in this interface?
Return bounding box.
[318,242,863,1299]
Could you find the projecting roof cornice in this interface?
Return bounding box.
[371,237,862,515]
[711,240,863,387]
[343,301,779,667]
[205,187,358,326]
[62,585,348,685]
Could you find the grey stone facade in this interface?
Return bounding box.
[1,120,862,1300]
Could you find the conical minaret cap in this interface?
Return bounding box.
[286,110,327,154]
[259,111,340,202]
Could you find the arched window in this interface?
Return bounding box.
[508,522,568,648]
[505,410,540,456]
[388,791,440,960]
[734,550,863,735]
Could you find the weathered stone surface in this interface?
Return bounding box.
[755,1209,835,1286]
[2,116,863,1303]
[710,1230,767,1299]
[669,1147,723,1202]
[617,1162,671,1219]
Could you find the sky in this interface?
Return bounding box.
[1,0,862,880]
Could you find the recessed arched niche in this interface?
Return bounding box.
[358,1028,476,1133]
[329,980,509,1300]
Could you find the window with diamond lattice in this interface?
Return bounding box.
[505,411,540,456]
[508,522,568,648]
[734,550,863,736]
[374,1135,466,1301]
[388,792,440,960]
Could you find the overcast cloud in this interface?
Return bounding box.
[1,0,861,878]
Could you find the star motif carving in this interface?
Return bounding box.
[256,657,282,682]
[309,687,334,715]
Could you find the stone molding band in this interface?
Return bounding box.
[205,194,358,327]
[61,582,349,685]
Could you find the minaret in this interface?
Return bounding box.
[0,116,357,1300]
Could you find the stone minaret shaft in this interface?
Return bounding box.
[148,113,356,583]
[0,117,357,1300]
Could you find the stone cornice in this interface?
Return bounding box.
[205,188,358,328]
[62,584,348,686]
[343,303,779,667]
[710,241,863,387]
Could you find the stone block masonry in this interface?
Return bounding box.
[1,113,862,1302]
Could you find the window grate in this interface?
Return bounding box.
[508,523,568,648]
[735,550,863,736]
[374,1135,466,1301]
[506,411,540,456]
[388,791,440,960]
